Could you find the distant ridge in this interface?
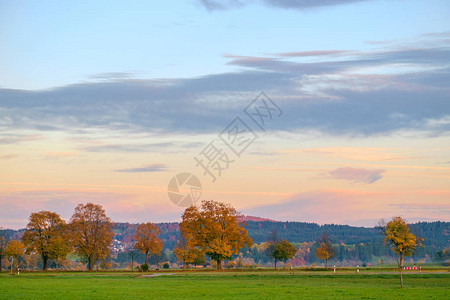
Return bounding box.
[239,215,277,222]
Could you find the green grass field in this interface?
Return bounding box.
[0,271,448,299]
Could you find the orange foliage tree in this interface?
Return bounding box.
[4,240,25,272]
[180,200,253,270]
[134,222,163,266]
[173,235,198,269]
[21,211,68,270]
[68,203,113,270]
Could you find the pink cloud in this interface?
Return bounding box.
[329,167,385,184]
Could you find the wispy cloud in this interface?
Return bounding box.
[80,142,202,153]
[198,0,378,11]
[44,151,78,159]
[88,72,137,80]
[0,154,17,160]
[329,167,385,184]
[270,50,351,57]
[0,134,42,145]
[1,37,449,137]
[115,164,168,173]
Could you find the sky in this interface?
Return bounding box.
[0,0,449,229]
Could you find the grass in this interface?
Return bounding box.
[0,271,448,299]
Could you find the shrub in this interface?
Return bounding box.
[163,263,170,269]
[141,264,149,272]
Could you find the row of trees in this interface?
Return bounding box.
[1,200,423,288]
[0,203,165,272]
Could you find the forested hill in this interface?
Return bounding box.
[5,220,448,252]
[111,220,449,251]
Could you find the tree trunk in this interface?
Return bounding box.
[145,251,148,265]
[399,254,404,288]
[183,259,186,269]
[42,255,48,271]
[0,256,2,272]
[325,259,328,269]
[216,259,222,270]
[131,257,134,271]
[274,259,277,270]
[96,259,99,271]
[88,257,93,271]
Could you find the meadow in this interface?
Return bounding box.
[0,269,448,299]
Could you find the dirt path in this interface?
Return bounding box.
[140,273,175,278]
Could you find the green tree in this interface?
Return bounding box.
[21,211,67,270]
[180,200,252,270]
[380,216,421,288]
[192,248,205,267]
[265,229,280,269]
[273,240,297,269]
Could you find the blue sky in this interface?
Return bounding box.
[1,0,449,90]
[0,0,449,228]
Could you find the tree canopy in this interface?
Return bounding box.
[134,222,163,266]
[4,240,25,271]
[21,211,67,270]
[273,240,297,268]
[173,235,198,269]
[68,203,113,270]
[380,216,421,287]
[180,200,253,270]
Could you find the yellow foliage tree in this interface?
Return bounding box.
[68,203,114,270]
[314,243,331,268]
[21,211,68,270]
[134,222,163,266]
[179,200,253,270]
[380,216,421,288]
[173,235,198,269]
[4,240,25,272]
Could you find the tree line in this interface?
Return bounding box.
[0,200,436,277]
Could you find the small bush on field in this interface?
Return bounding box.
[141,264,149,272]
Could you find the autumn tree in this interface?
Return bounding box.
[21,211,67,270]
[49,235,71,269]
[273,240,297,269]
[380,216,421,288]
[4,240,25,273]
[179,200,253,270]
[314,232,334,269]
[173,235,198,269]
[0,228,8,272]
[134,222,163,266]
[315,243,332,268]
[67,203,113,271]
